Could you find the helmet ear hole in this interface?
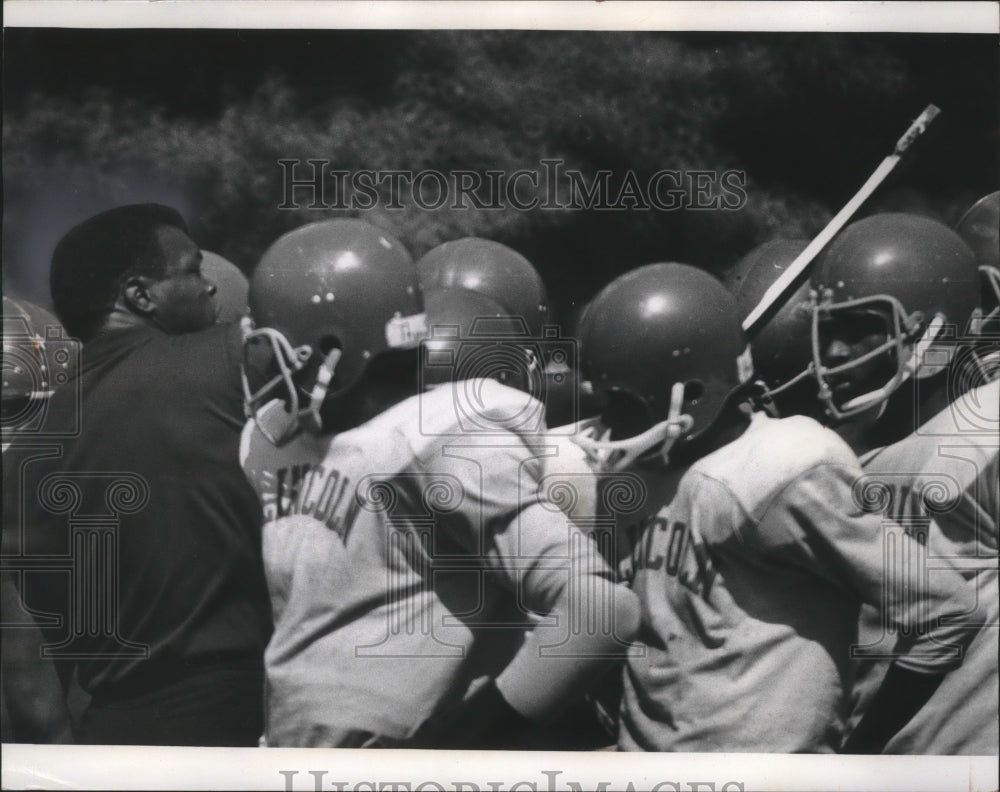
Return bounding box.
[316,335,342,356]
[602,389,654,440]
[684,380,705,404]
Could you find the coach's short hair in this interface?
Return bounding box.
[50,203,189,342]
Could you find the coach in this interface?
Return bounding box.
[12,204,272,746]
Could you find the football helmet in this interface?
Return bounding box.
[810,213,980,421]
[955,191,999,271]
[955,192,1000,381]
[722,239,814,406]
[2,295,78,436]
[243,219,427,444]
[955,192,1000,329]
[417,238,550,337]
[200,250,249,324]
[421,286,527,388]
[574,263,754,472]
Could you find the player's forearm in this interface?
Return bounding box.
[877,543,984,676]
[496,579,640,721]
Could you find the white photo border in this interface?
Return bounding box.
[2,2,997,790]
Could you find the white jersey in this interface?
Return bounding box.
[850,380,999,754]
[540,431,601,528]
[618,412,977,753]
[541,428,683,576]
[241,380,614,747]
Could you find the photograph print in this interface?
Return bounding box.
[2,4,998,787]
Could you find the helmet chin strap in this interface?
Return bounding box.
[301,348,342,433]
[572,381,694,473]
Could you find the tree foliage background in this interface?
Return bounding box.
[3,29,997,323]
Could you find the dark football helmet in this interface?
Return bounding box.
[243,219,427,443]
[2,295,78,438]
[417,238,549,337]
[574,263,754,472]
[810,213,980,420]
[954,192,1000,382]
[421,287,527,389]
[722,239,815,411]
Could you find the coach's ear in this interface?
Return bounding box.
[121,275,157,317]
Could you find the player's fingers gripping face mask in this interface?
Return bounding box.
[242,219,428,445]
[808,213,980,422]
[573,263,754,473]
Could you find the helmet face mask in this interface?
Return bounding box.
[241,325,337,445]
[243,219,427,444]
[752,361,815,410]
[810,289,926,420]
[966,265,1000,383]
[966,264,1000,340]
[953,193,1000,381]
[572,381,696,473]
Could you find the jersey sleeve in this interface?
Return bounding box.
[421,430,615,617]
[760,462,979,673]
[540,432,601,528]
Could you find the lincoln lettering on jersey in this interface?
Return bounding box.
[269,462,361,542]
[624,515,717,596]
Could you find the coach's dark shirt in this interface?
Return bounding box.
[13,322,272,699]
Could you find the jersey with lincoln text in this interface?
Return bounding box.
[849,379,999,754]
[618,412,977,753]
[241,379,615,747]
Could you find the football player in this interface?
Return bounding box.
[1,295,76,743]
[417,243,626,749]
[416,237,549,404]
[804,213,998,755]
[416,238,600,529]
[417,237,580,420]
[955,191,1000,382]
[239,219,639,749]
[570,262,977,753]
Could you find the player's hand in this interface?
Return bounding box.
[404,677,531,750]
